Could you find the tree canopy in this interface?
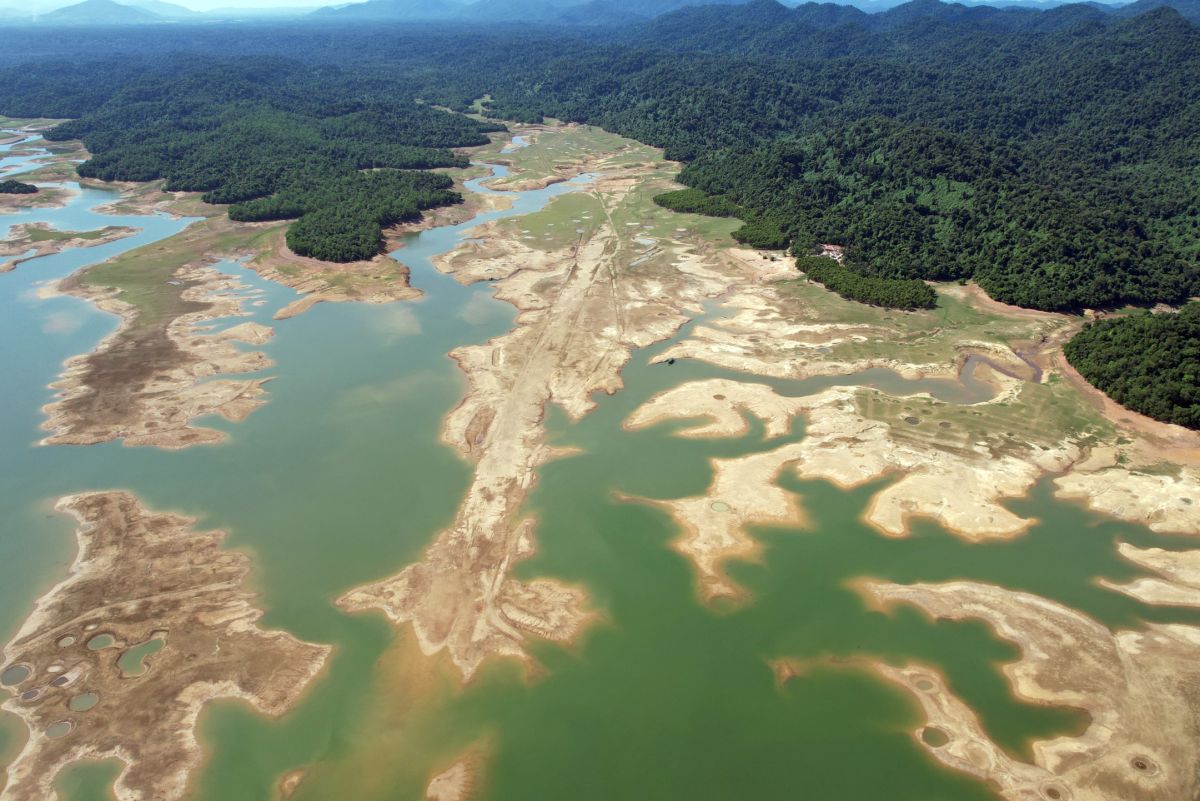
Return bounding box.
[1064,304,1200,429]
[797,255,937,310]
[8,59,502,262]
[0,6,1197,286]
[0,179,36,194]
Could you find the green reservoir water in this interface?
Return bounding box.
[1,132,1194,801]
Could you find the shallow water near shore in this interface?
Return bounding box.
[0,133,45,177]
[0,135,1194,801]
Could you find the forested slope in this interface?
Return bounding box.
[468,5,1200,311]
[8,60,501,261]
[1064,305,1200,429]
[0,1,1197,298]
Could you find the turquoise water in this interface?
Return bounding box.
[1,133,1194,801]
[0,132,45,178]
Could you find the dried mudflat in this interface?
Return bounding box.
[625,375,1081,600]
[0,491,329,801]
[43,262,274,449]
[26,122,555,451]
[336,129,1200,775]
[0,125,88,213]
[614,186,1200,798]
[860,578,1200,801]
[482,124,642,192]
[629,258,1200,590]
[32,166,454,448]
[13,119,1200,800]
[425,750,484,801]
[339,129,763,678]
[25,124,621,453]
[249,225,422,320]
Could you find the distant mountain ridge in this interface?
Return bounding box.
[11,0,332,22]
[316,0,759,22]
[639,0,1198,42]
[315,0,1198,25]
[39,0,163,22]
[127,0,196,16]
[311,0,461,19]
[1115,0,1200,16]
[7,0,1198,26]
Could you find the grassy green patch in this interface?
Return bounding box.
[26,227,107,242]
[81,220,276,335]
[498,126,637,186]
[854,373,1110,457]
[779,280,1063,371]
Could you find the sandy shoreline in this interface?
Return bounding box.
[633,265,1200,552]
[9,116,1199,801]
[860,578,1200,801]
[624,376,1084,599]
[26,142,451,446]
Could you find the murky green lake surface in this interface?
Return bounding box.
[0,132,1190,801]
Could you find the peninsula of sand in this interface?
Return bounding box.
[338,126,779,678]
[608,184,1200,801]
[316,123,1200,801]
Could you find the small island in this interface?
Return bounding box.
[0,222,138,273]
[0,179,37,194]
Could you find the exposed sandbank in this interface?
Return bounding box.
[426,748,485,801]
[639,259,1200,542]
[42,263,274,449]
[0,491,330,801]
[339,131,764,678]
[625,377,1083,599]
[860,578,1200,801]
[1100,541,1200,607]
[0,223,138,273]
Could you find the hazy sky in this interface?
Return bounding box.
[184,0,339,7]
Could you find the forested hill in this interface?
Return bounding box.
[7,59,503,262]
[631,0,1118,48]
[1064,304,1200,429]
[471,5,1200,310]
[0,1,1197,302]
